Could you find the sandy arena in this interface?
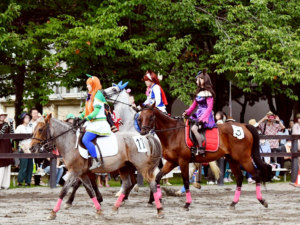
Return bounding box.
[1,183,300,225]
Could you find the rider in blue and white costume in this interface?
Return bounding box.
[143,70,168,113]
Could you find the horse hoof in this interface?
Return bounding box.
[133,184,139,192]
[259,199,268,208]
[111,206,119,215]
[157,208,164,218]
[64,203,72,209]
[95,210,103,219]
[192,182,201,189]
[121,200,126,206]
[183,203,190,211]
[47,211,56,220]
[229,202,236,210]
[147,202,154,207]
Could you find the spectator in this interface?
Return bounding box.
[288,120,294,135]
[65,113,75,124]
[97,173,110,187]
[277,120,289,147]
[43,149,64,187]
[29,108,43,185]
[292,113,300,151]
[15,112,33,186]
[0,110,14,189]
[257,111,285,163]
[249,118,280,181]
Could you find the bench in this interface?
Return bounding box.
[272,168,290,182]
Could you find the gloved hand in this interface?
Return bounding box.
[78,118,87,125]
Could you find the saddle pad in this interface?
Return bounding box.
[78,133,118,159]
[185,120,219,152]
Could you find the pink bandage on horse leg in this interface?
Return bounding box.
[157,184,162,199]
[153,192,162,209]
[114,193,125,208]
[53,198,63,212]
[233,187,241,203]
[92,197,101,211]
[186,191,192,204]
[256,183,262,200]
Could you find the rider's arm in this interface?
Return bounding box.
[198,97,213,123]
[185,100,197,116]
[86,106,101,121]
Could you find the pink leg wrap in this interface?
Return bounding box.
[53,198,63,212]
[233,187,241,203]
[114,193,125,208]
[92,197,101,211]
[157,184,162,199]
[256,183,262,200]
[153,192,162,209]
[186,191,192,204]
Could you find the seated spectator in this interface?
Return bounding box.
[43,149,64,187]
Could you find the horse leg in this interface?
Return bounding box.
[64,178,81,209]
[88,172,103,204]
[241,161,268,208]
[178,161,192,211]
[80,174,103,218]
[148,162,177,205]
[48,173,77,220]
[112,167,132,213]
[226,156,244,209]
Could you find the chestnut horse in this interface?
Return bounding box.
[139,104,273,210]
[30,114,163,219]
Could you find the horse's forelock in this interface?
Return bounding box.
[36,116,45,124]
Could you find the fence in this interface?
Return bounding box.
[0,134,300,188]
[0,134,57,188]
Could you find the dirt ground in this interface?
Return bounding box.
[1,183,300,225]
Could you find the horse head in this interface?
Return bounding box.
[30,113,54,153]
[139,103,156,135]
[103,81,129,102]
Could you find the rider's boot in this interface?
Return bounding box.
[90,157,101,170]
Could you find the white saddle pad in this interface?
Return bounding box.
[76,130,118,159]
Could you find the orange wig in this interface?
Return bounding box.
[85,76,102,117]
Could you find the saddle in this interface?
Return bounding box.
[185,120,219,153]
[77,128,104,165]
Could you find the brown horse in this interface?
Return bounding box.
[139,104,273,210]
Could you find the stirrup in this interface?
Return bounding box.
[197,147,205,156]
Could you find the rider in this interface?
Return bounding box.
[143,70,168,113]
[182,69,216,156]
[79,74,112,170]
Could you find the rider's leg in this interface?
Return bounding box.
[191,124,205,155]
[82,132,101,170]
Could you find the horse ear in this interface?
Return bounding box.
[150,102,156,109]
[45,113,52,123]
[120,81,129,90]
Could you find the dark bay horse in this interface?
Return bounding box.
[139,104,273,210]
[30,114,163,219]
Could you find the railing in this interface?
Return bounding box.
[0,134,57,188]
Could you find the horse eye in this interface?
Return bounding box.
[112,88,117,92]
[38,128,43,132]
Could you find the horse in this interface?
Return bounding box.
[30,114,164,219]
[138,104,273,210]
[102,82,219,202]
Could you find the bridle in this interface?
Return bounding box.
[102,89,134,108]
[31,122,81,153]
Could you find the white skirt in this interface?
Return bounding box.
[84,120,111,136]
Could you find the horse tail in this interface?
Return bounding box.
[245,124,273,183]
[209,161,220,180]
[142,134,162,182]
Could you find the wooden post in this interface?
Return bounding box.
[291,138,299,183]
[195,163,202,183]
[50,157,57,188]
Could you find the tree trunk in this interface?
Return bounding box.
[274,93,295,126]
[13,66,26,126]
[239,95,248,123]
